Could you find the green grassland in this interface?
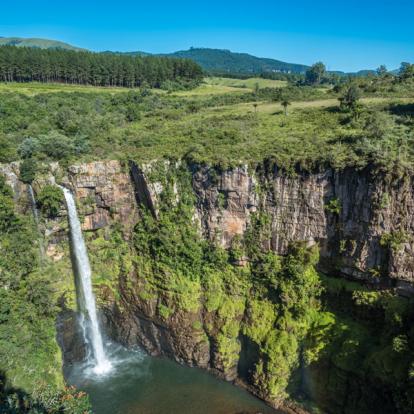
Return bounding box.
[0,82,132,96]
[0,73,413,412]
[204,76,288,90]
[0,77,286,96]
[0,76,413,174]
[0,79,247,97]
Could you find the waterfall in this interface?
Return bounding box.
[28,185,40,224]
[61,186,112,375]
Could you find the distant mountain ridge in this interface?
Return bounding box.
[114,47,309,74]
[0,37,309,74]
[160,48,310,74]
[0,37,85,51]
[1,36,388,75]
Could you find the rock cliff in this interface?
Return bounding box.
[192,163,414,287]
[5,159,410,287]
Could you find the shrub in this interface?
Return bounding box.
[363,111,392,140]
[325,197,342,215]
[18,137,40,159]
[380,230,410,252]
[19,158,38,183]
[339,84,361,111]
[0,134,17,162]
[38,131,75,160]
[37,185,63,218]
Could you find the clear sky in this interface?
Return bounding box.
[1,0,413,72]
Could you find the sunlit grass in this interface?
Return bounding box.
[0,82,130,95]
[0,80,412,172]
[204,76,288,90]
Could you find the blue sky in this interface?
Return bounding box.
[1,0,413,72]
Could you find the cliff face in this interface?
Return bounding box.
[8,159,410,287]
[3,159,413,413]
[64,160,139,234]
[192,164,414,287]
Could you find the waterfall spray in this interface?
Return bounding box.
[61,186,112,375]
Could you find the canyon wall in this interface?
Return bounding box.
[193,163,414,287]
[3,160,411,286]
[2,159,413,413]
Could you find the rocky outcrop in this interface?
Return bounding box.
[56,310,87,370]
[0,162,29,212]
[104,297,211,370]
[193,164,259,247]
[65,160,139,234]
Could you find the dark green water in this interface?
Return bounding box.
[66,344,279,414]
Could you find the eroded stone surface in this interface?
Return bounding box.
[192,165,414,284]
[66,160,139,234]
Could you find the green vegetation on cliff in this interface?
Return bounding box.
[0,176,91,412]
[101,161,414,413]
[120,162,331,405]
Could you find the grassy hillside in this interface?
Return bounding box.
[0,76,286,96]
[0,73,413,172]
[0,36,84,51]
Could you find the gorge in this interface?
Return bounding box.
[1,157,414,413]
[60,175,278,413]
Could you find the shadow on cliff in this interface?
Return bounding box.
[0,370,49,414]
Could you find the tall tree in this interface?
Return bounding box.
[305,62,326,85]
[399,62,414,81]
[376,65,388,77]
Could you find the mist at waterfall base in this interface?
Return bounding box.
[62,186,278,413]
[66,342,279,414]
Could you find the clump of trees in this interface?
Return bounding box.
[339,84,361,111]
[399,62,414,82]
[305,62,326,85]
[0,45,203,88]
[18,132,90,163]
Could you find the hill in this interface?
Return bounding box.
[0,37,85,51]
[109,47,309,74]
[161,47,309,74]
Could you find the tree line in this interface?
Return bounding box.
[0,46,204,88]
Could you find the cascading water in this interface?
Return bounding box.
[61,186,112,375]
[28,184,40,224]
